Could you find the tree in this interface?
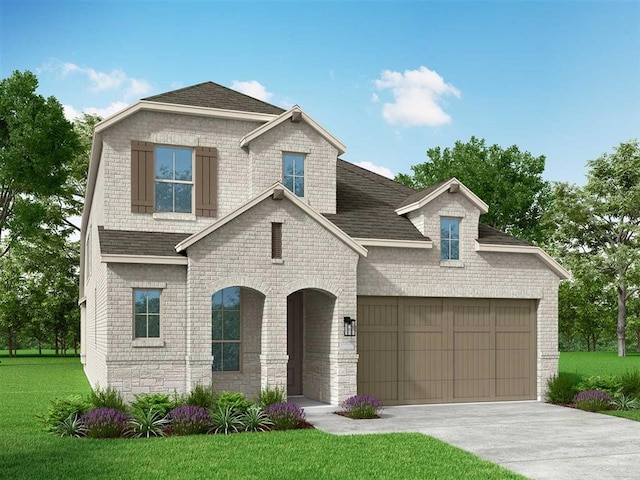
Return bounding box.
[0,70,80,256]
[552,140,640,356]
[396,136,551,244]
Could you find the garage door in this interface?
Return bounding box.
[357,297,537,405]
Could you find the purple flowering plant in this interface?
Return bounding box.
[340,395,382,419]
[574,390,612,412]
[167,405,210,435]
[264,402,305,430]
[81,408,128,438]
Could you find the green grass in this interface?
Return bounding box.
[559,351,640,377]
[559,351,640,422]
[0,356,525,480]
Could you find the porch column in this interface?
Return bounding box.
[260,295,288,391]
[330,352,359,404]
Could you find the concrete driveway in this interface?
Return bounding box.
[304,401,640,480]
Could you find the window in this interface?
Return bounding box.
[441,218,460,260]
[212,287,241,371]
[134,289,160,338]
[155,146,193,213]
[283,153,304,197]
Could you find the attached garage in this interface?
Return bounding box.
[357,296,537,405]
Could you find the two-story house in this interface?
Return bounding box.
[79,81,569,405]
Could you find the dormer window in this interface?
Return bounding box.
[441,217,460,260]
[283,153,305,197]
[155,146,193,213]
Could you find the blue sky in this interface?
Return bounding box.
[1,0,638,184]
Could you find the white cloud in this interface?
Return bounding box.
[84,101,129,118]
[61,62,151,98]
[355,161,394,179]
[371,92,379,103]
[374,66,461,127]
[231,80,273,102]
[62,104,82,121]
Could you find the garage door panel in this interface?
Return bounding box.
[358,297,537,405]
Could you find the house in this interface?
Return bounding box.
[79,81,569,406]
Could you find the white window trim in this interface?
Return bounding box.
[154,145,195,214]
[282,152,306,199]
[440,217,461,261]
[132,287,164,346]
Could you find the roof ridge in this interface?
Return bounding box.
[337,158,416,196]
[143,81,285,113]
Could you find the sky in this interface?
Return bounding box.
[1,0,639,185]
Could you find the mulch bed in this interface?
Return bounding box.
[333,411,381,420]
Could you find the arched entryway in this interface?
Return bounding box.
[287,288,336,402]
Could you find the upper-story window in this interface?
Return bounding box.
[155,146,193,213]
[283,153,305,197]
[441,217,460,260]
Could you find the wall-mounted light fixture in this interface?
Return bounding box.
[343,316,356,337]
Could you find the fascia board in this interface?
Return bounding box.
[240,106,347,154]
[100,254,188,265]
[395,178,489,216]
[176,183,367,257]
[474,241,571,279]
[353,238,433,249]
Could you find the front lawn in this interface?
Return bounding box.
[559,351,640,377]
[559,351,640,422]
[0,356,525,480]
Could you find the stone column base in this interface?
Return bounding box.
[259,354,288,392]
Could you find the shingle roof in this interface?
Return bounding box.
[323,160,428,241]
[477,224,532,246]
[98,227,189,257]
[142,82,285,115]
[396,179,450,209]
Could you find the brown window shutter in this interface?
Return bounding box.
[131,141,155,213]
[271,222,282,259]
[195,146,218,217]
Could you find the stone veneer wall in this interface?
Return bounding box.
[358,192,561,400]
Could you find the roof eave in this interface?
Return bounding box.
[474,241,571,280]
[240,106,347,155]
[176,183,366,257]
[395,178,489,216]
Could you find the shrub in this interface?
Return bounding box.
[185,384,216,409]
[611,393,640,411]
[167,405,210,435]
[214,391,253,415]
[264,402,305,430]
[127,407,168,438]
[619,370,640,398]
[241,405,273,432]
[82,407,128,438]
[208,406,245,434]
[340,395,382,419]
[574,390,612,412]
[546,372,582,405]
[130,393,176,417]
[257,386,285,409]
[53,413,87,437]
[577,375,621,397]
[40,395,91,433]
[89,385,128,412]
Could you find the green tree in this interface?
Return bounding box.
[552,140,640,356]
[396,136,551,244]
[0,70,80,255]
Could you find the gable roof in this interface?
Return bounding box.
[395,177,489,215]
[143,81,285,115]
[175,182,368,257]
[240,106,347,155]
